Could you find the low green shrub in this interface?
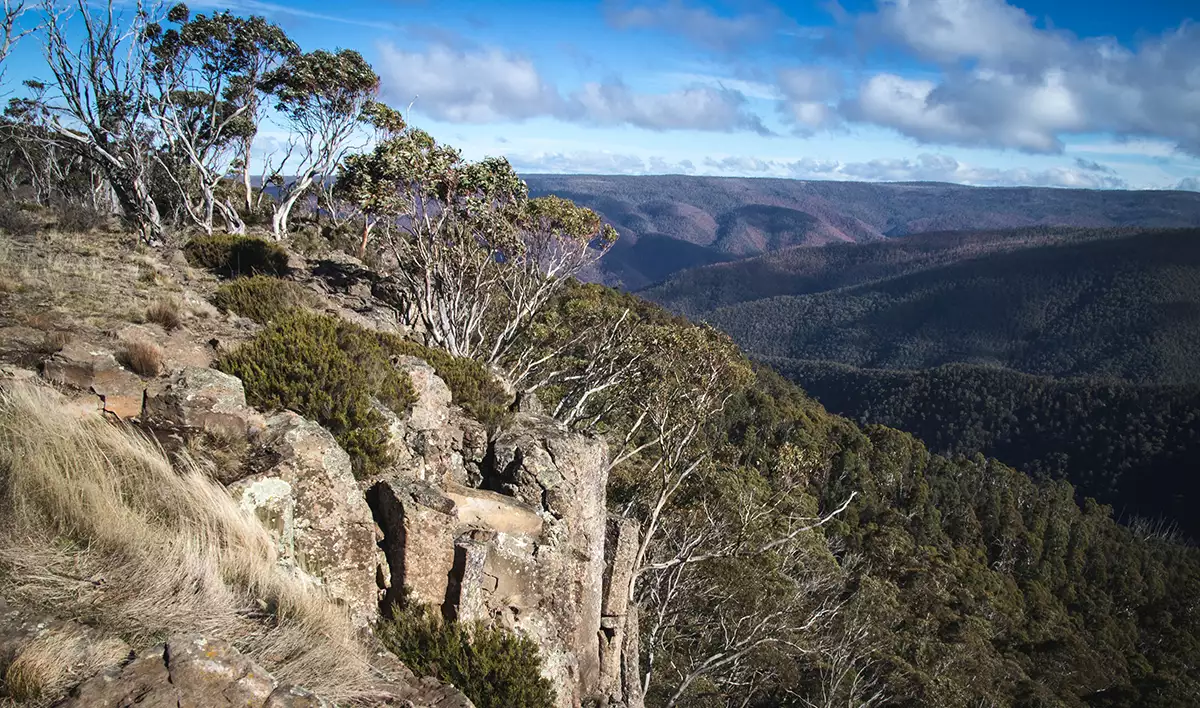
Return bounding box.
[0,202,40,237]
[216,311,416,477]
[377,335,512,429]
[213,275,317,324]
[55,203,107,233]
[378,603,555,708]
[183,233,289,277]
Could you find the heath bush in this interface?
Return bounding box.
[183,234,289,278]
[216,311,415,477]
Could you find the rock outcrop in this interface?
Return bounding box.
[367,367,642,708]
[231,411,381,630]
[58,635,476,708]
[143,365,266,438]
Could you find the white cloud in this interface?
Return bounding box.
[378,43,560,122]
[603,0,777,50]
[377,42,767,133]
[1178,177,1200,191]
[830,0,1200,156]
[509,149,1130,189]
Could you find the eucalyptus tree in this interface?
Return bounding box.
[339,121,616,362]
[260,48,378,238]
[38,0,164,242]
[0,1,37,87]
[145,3,295,234]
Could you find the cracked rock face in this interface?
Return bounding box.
[142,366,265,438]
[232,411,379,630]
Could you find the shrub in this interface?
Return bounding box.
[120,339,164,377]
[183,233,289,278]
[212,275,316,325]
[216,311,416,477]
[146,299,182,330]
[55,204,107,233]
[378,603,555,708]
[0,202,40,237]
[378,335,512,429]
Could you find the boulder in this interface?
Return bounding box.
[42,340,147,419]
[233,411,379,629]
[59,637,324,708]
[143,366,265,438]
[397,356,452,432]
[489,413,611,705]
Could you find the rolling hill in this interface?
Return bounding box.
[640,225,1200,537]
[524,174,1200,289]
[644,226,1200,384]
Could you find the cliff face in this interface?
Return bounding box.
[0,234,642,708]
[362,360,641,708]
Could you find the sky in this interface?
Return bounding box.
[11,0,1200,190]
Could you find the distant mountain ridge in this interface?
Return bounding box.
[643,226,1200,385]
[524,174,1200,289]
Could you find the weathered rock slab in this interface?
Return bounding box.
[143,366,264,437]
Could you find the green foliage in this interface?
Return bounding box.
[215,311,415,477]
[378,603,555,708]
[375,334,512,429]
[213,274,316,324]
[775,358,1200,538]
[183,233,289,277]
[0,202,40,236]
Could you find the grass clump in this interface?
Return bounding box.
[2,625,128,703]
[216,311,416,477]
[213,275,316,325]
[183,233,289,278]
[120,340,164,377]
[0,384,377,702]
[145,299,182,330]
[378,603,555,708]
[36,330,70,355]
[378,336,512,429]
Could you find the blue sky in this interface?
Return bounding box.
[10,0,1200,189]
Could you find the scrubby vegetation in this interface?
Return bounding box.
[216,311,416,477]
[212,275,316,324]
[183,234,290,278]
[775,358,1200,537]
[379,602,555,708]
[0,384,377,701]
[378,335,512,429]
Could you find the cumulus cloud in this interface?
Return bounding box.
[377,42,766,133]
[603,0,777,50]
[834,0,1200,156]
[509,149,1129,188]
[775,67,841,130]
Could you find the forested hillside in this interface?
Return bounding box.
[769,358,1200,537]
[526,175,1200,288]
[686,227,1200,384]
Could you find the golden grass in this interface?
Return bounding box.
[3,626,128,703]
[146,298,182,331]
[0,384,378,702]
[119,339,164,377]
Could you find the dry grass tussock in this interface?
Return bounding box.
[146,298,182,330]
[119,338,164,377]
[3,625,129,703]
[0,383,379,702]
